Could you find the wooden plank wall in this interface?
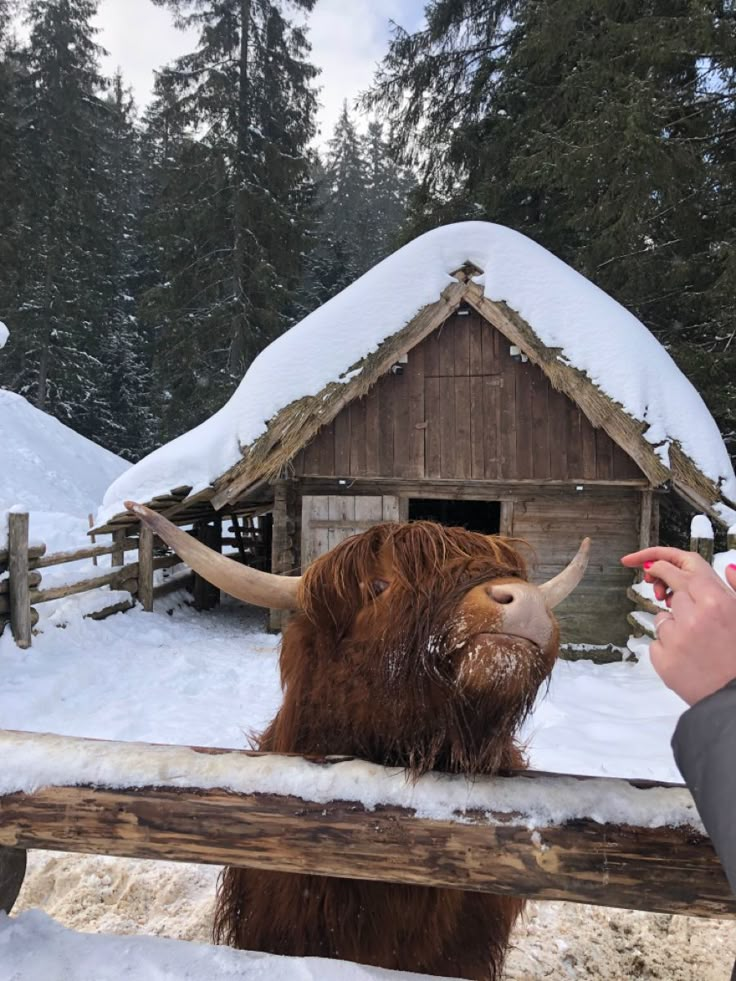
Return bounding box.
[512,489,640,645]
[293,311,643,483]
[301,495,400,568]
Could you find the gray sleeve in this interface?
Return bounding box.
[672,679,736,894]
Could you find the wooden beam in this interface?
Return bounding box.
[8,511,32,648]
[0,571,42,595]
[138,525,154,612]
[32,538,138,570]
[152,572,194,602]
[0,543,45,573]
[0,846,26,914]
[0,730,731,919]
[639,490,654,550]
[111,529,126,568]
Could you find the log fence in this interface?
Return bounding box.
[0,729,732,920]
[1,509,269,647]
[0,514,193,646]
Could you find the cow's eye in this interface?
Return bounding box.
[371,579,390,597]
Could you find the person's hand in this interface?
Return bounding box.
[621,547,736,706]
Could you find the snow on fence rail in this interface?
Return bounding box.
[0,729,732,920]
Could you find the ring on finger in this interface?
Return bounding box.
[654,611,673,635]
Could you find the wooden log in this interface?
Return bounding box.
[690,516,714,564]
[639,489,653,550]
[0,608,38,636]
[138,525,154,612]
[152,572,194,601]
[19,554,180,609]
[192,521,221,611]
[626,586,666,617]
[627,611,656,641]
[8,511,32,648]
[0,846,26,914]
[88,514,98,567]
[0,730,731,920]
[27,564,139,606]
[270,482,298,632]
[32,538,138,570]
[84,599,136,622]
[111,528,126,568]
[0,571,42,595]
[0,542,45,572]
[230,514,247,563]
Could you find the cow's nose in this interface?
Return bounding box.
[486,581,554,648]
[488,584,516,605]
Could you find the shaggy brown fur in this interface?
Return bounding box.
[214,522,560,980]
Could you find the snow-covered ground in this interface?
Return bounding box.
[2,377,735,978]
[4,594,736,979]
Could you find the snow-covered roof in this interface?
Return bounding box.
[100,222,736,525]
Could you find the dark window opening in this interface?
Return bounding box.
[408,499,501,534]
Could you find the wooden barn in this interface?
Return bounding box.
[93,223,736,645]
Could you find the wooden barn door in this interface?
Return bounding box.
[301,495,400,566]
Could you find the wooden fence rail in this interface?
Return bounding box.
[0,730,732,920]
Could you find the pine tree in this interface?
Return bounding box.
[96,73,156,460]
[0,3,24,355]
[368,0,736,454]
[362,119,415,269]
[139,70,234,442]
[146,0,319,436]
[1,0,116,442]
[300,107,415,311]
[322,102,370,273]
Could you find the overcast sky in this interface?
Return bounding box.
[85,0,426,143]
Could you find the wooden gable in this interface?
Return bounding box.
[292,309,643,483]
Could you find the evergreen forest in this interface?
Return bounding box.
[0,0,734,477]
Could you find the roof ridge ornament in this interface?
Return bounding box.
[450,261,484,283]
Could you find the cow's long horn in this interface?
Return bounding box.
[125,502,302,610]
[538,538,591,609]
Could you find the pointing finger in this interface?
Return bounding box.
[621,548,711,574]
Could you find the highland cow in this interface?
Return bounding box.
[129,503,588,980]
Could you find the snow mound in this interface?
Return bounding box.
[1,389,129,546]
[1,910,445,981]
[0,321,8,349]
[101,221,736,522]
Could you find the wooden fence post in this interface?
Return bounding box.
[8,511,32,648]
[690,515,714,565]
[111,528,126,569]
[0,846,26,914]
[138,525,154,613]
[192,520,222,611]
[88,514,98,567]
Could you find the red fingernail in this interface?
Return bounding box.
[643,561,653,569]
[729,564,736,571]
